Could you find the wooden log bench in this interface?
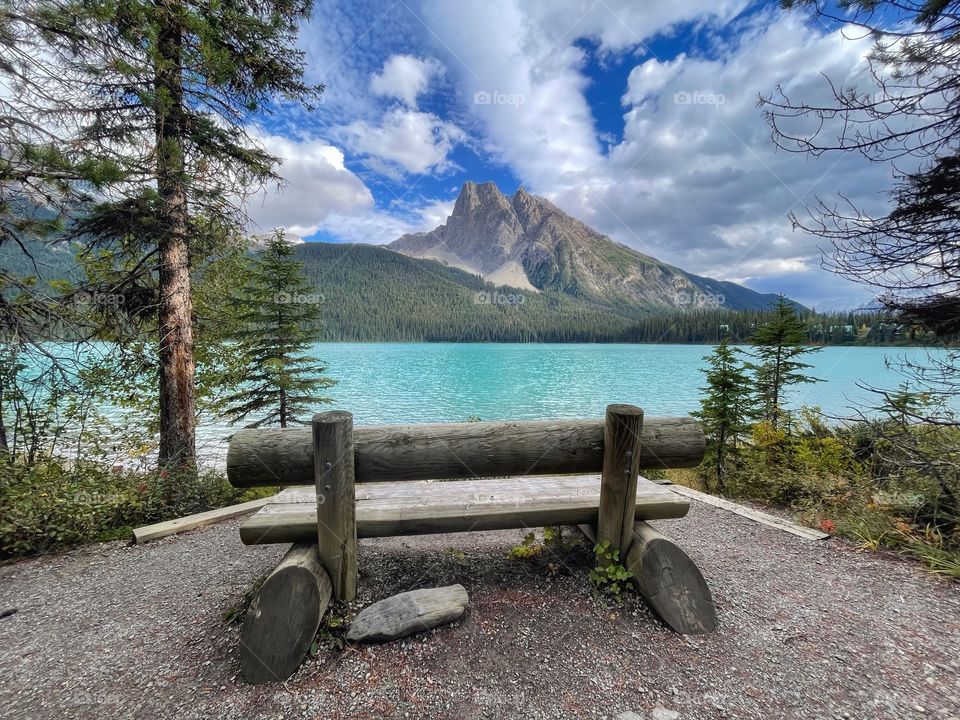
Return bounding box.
[228,405,716,683]
[238,476,689,544]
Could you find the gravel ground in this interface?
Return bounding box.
[1,501,958,720]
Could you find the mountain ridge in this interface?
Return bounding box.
[390,181,793,312]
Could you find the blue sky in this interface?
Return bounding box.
[247,0,892,310]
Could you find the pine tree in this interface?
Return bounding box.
[4,0,322,467]
[748,296,821,429]
[221,232,335,428]
[692,337,755,492]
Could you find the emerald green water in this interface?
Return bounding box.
[252,342,941,426]
[22,341,953,459]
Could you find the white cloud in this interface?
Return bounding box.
[248,134,374,237]
[293,0,426,126]
[414,198,455,230]
[521,0,750,53]
[422,0,603,190]
[415,2,886,306]
[579,13,882,288]
[370,54,444,107]
[284,0,899,307]
[318,197,455,244]
[337,107,465,175]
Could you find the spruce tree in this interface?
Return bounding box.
[4,0,322,467]
[221,233,335,428]
[692,337,754,492]
[748,296,821,429]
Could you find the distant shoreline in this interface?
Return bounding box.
[308,339,951,349]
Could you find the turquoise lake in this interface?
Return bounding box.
[193,342,948,455]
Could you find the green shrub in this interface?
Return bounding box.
[589,540,633,603]
[0,456,273,560]
[709,412,959,579]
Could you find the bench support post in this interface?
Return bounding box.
[239,541,332,683]
[313,411,357,601]
[597,403,644,559]
[579,521,716,634]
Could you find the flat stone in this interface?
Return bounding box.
[346,585,469,643]
[651,708,681,720]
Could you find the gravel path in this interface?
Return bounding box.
[1,501,958,720]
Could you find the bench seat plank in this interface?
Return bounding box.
[239,475,689,545]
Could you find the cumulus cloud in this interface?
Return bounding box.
[422,0,602,190]
[521,0,750,53]
[337,107,465,176]
[583,13,881,284]
[370,54,444,107]
[247,134,374,237]
[319,197,455,244]
[418,2,885,306]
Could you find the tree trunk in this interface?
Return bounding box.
[771,350,783,428]
[0,386,8,454]
[715,425,726,493]
[155,0,196,469]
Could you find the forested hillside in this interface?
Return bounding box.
[295,243,935,345]
[295,243,639,341]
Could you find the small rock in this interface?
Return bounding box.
[652,708,681,720]
[616,712,643,720]
[346,585,469,643]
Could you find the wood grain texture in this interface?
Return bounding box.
[313,411,357,602]
[238,475,690,545]
[625,521,717,634]
[227,416,705,488]
[580,520,717,635]
[239,542,332,684]
[597,404,643,559]
[131,496,272,544]
[346,584,469,643]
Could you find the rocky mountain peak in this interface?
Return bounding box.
[453,181,511,217]
[388,180,792,311]
[510,186,544,232]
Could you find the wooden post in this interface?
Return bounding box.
[313,411,357,602]
[240,541,332,684]
[578,521,716,635]
[596,404,644,559]
[624,521,717,634]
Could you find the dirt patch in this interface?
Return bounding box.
[0,501,958,719]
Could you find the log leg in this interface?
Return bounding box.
[313,411,358,601]
[597,404,644,558]
[579,521,716,635]
[240,542,332,684]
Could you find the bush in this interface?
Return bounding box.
[699,411,960,579]
[0,456,272,560]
